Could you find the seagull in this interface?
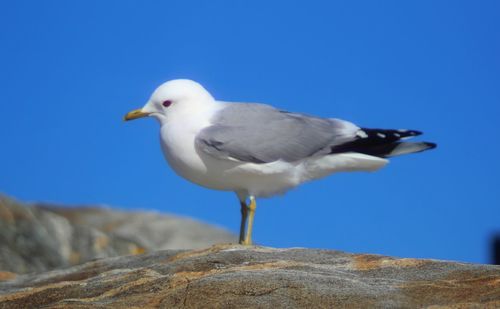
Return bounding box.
[125,79,436,245]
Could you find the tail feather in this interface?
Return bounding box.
[330,128,437,158]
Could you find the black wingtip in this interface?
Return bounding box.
[399,129,422,137]
[424,142,437,149]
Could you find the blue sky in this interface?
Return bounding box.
[1,1,499,264]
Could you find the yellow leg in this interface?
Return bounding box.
[238,201,248,244]
[243,197,257,245]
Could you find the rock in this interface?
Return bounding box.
[2,195,499,307]
[1,244,499,308]
[0,195,235,274]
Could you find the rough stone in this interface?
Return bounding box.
[0,195,235,274]
[1,244,499,308]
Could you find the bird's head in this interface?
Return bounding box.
[124,79,214,123]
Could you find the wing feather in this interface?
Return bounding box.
[195,103,358,163]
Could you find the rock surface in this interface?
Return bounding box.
[1,244,500,308]
[0,195,235,274]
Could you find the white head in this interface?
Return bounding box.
[124,79,214,124]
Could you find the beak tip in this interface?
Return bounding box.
[124,108,150,121]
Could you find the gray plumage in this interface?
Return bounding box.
[195,103,436,164]
[195,103,359,163]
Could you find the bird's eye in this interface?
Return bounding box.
[162,100,172,107]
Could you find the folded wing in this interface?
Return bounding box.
[195,103,436,164]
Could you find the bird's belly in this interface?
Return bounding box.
[162,151,236,191]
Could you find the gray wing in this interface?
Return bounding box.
[195,103,360,163]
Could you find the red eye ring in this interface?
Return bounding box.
[162,100,172,107]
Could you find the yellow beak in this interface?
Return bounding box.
[124,109,150,121]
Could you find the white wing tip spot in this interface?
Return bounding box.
[377,133,386,138]
[357,130,368,138]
